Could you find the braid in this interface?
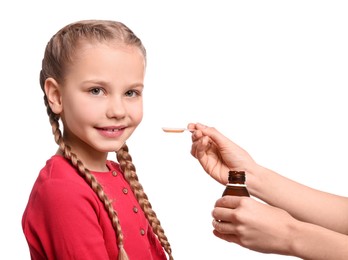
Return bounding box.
[117,144,174,260]
[45,99,129,260]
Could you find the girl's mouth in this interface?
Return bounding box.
[96,127,126,137]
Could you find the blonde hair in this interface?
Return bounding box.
[40,20,173,260]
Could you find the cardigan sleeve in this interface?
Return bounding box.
[22,178,114,260]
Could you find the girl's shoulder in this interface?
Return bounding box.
[42,154,80,180]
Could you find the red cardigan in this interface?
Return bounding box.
[22,155,167,260]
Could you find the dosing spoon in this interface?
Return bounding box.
[162,127,189,133]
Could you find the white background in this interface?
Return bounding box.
[1,1,347,259]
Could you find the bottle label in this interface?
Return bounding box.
[226,183,247,187]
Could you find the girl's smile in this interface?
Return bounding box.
[95,125,126,138]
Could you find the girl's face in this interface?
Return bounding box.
[50,42,145,162]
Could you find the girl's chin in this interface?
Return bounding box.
[104,143,126,153]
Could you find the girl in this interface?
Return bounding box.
[22,20,173,260]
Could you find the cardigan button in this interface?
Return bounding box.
[122,188,128,194]
[133,206,138,213]
[140,229,145,236]
[112,171,117,176]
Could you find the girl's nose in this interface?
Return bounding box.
[106,97,126,119]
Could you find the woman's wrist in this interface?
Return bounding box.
[245,164,274,199]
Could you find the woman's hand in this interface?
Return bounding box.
[212,196,296,255]
[188,123,256,185]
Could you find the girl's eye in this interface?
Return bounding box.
[90,88,104,96]
[125,90,139,97]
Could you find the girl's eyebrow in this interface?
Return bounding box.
[82,79,145,90]
[81,79,109,85]
[82,78,144,85]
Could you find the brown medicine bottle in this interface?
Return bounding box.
[222,171,250,197]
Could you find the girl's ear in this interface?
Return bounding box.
[44,78,63,114]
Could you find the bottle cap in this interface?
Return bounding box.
[228,171,246,183]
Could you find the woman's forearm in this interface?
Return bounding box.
[290,220,348,260]
[248,165,348,234]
